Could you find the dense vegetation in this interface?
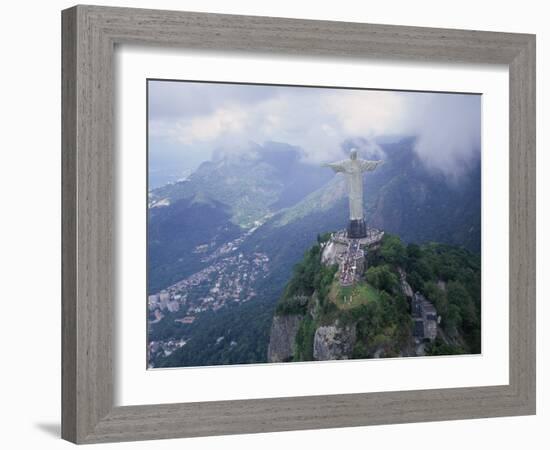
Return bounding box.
[367,234,481,353]
[294,315,317,361]
[275,233,337,316]
[274,232,481,360]
[153,294,276,367]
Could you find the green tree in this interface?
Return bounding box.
[352,340,369,359]
[426,338,465,356]
[423,281,448,318]
[380,235,407,266]
[406,243,422,259]
[294,316,316,361]
[446,304,462,334]
[406,270,424,292]
[366,265,399,293]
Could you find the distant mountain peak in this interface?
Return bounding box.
[150,141,334,228]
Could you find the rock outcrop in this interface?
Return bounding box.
[267,315,303,363]
[398,267,414,298]
[313,322,357,360]
[321,239,344,266]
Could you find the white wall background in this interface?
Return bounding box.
[0,1,546,448]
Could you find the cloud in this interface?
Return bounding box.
[177,105,248,144]
[343,137,386,161]
[323,90,406,137]
[406,93,481,176]
[149,81,480,177]
[148,81,275,119]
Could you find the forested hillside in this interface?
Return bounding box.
[270,233,481,362]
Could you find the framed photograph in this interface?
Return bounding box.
[62,5,536,444]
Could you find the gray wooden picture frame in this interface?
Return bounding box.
[61,4,536,444]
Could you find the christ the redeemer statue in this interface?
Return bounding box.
[323,149,383,238]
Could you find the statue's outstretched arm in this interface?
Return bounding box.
[358,159,384,172]
[322,160,348,173]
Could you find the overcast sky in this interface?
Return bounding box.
[148,80,481,180]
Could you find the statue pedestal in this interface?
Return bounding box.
[347,219,367,239]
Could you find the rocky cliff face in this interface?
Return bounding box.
[320,239,345,266]
[313,322,357,360]
[398,267,414,298]
[267,315,303,362]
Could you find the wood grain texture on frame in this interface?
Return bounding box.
[61,5,536,444]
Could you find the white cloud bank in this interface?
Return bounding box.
[149,81,480,177]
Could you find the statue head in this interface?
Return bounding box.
[350,148,358,160]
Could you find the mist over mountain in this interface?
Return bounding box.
[150,141,333,228]
[149,81,481,180]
